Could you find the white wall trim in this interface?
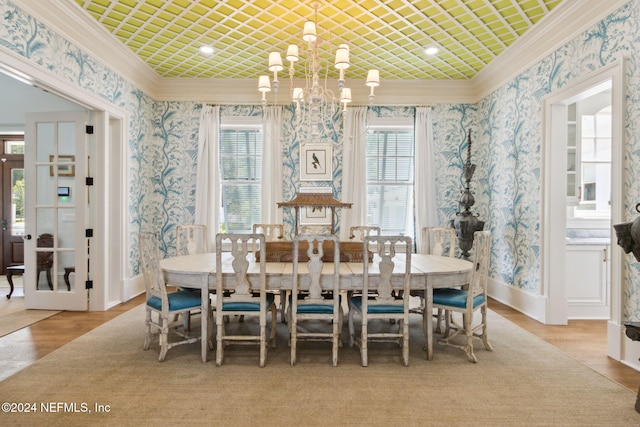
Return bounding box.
[123,275,145,303]
[13,0,158,97]
[472,0,630,99]
[153,77,478,105]
[608,322,640,372]
[488,277,546,323]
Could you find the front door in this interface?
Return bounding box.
[24,111,89,311]
[1,155,25,272]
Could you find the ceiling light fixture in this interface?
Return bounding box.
[258,1,380,144]
[199,46,214,55]
[424,46,439,56]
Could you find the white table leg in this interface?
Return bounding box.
[201,274,209,363]
[426,283,434,360]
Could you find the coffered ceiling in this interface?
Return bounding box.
[72,0,564,81]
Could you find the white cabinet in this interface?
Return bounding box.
[565,244,609,319]
[566,103,580,205]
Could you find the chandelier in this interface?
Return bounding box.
[257,1,380,143]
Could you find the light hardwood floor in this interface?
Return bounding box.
[1,293,639,394]
[490,299,640,393]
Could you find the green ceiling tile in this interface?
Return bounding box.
[112,4,132,15]
[74,0,566,81]
[96,17,114,29]
[85,4,107,15]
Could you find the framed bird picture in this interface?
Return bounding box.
[300,143,332,181]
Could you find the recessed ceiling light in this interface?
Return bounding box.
[424,46,439,56]
[199,46,214,55]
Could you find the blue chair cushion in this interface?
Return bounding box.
[289,294,340,314]
[178,287,200,293]
[222,293,275,312]
[147,290,201,312]
[349,296,404,314]
[432,288,486,309]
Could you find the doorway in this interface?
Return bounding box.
[564,88,612,320]
[0,56,127,311]
[542,59,624,359]
[1,135,24,273]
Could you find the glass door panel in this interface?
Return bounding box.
[25,111,88,310]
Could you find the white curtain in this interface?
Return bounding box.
[261,106,283,225]
[415,107,438,253]
[195,105,220,251]
[339,107,368,241]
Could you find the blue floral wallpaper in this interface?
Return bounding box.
[2,0,640,318]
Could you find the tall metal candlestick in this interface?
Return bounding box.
[452,129,484,260]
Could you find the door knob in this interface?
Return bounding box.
[23,234,32,240]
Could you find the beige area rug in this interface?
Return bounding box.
[0,280,60,337]
[0,304,637,427]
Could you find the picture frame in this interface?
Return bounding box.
[300,206,331,225]
[50,155,75,177]
[300,144,332,181]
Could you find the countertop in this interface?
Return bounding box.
[565,228,610,246]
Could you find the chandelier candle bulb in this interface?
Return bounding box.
[366,69,380,86]
[303,21,317,42]
[286,45,299,62]
[340,88,352,112]
[258,75,271,106]
[366,69,380,103]
[258,75,271,91]
[334,45,350,70]
[268,52,283,71]
[268,52,283,92]
[286,45,299,80]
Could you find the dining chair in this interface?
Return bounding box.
[412,226,458,334]
[215,233,277,367]
[348,235,412,367]
[139,231,206,362]
[300,224,332,235]
[289,234,342,367]
[433,230,493,362]
[348,225,380,241]
[175,224,208,329]
[176,224,208,255]
[252,223,284,241]
[252,223,286,322]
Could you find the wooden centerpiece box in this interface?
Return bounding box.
[256,240,372,263]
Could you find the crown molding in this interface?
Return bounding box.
[10,0,630,105]
[154,77,477,105]
[13,0,159,96]
[472,0,630,99]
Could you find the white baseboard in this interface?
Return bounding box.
[621,328,640,372]
[608,320,623,361]
[487,277,546,322]
[123,275,145,302]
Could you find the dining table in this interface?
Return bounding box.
[160,252,473,362]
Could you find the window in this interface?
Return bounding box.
[365,125,415,237]
[220,124,262,233]
[3,137,24,154]
[1,136,25,236]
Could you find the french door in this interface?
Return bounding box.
[24,111,90,310]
